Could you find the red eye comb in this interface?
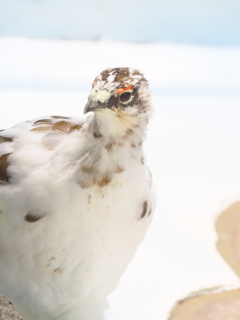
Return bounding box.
[116,85,133,93]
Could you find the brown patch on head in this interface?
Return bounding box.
[132,69,141,76]
[140,201,148,219]
[132,69,147,82]
[51,116,70,120]
[0,153,11,183]
[0,136,13,143]
[100,69,111,81]
[24,212,46,222]
[114,68,130,83]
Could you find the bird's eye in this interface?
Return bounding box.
[119,91,132,103]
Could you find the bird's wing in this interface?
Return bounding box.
[0,115,86,184]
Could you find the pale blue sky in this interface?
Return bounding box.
[0,0,239,46]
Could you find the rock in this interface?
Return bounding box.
[0,294,23,320]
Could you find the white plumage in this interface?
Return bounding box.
[0,67,155,320]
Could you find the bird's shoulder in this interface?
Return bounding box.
[0,115,87,184]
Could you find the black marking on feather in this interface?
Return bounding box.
[25,212,46,223]
[0,153,11,183]
[140,201,148,219]
[0,136,13,143]
[51,116,70,120]
[34,119,52,125]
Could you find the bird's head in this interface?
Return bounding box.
[84,67,152,118]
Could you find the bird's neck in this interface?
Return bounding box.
[88,111,148,145]
[75,112,148,189]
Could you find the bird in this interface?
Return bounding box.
[0,67,155,320]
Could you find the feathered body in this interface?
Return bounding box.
[0,68,155,320]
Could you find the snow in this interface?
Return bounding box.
[1,38,240,320]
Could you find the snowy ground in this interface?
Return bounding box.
[0,38,240,320]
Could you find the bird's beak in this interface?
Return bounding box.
[84,90,112,114]
[83,98,109,114]
[83,101,94,114]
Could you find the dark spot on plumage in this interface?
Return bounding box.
[69,124,83,132]
[48,256,56,262]
[141,157,145,165]
[131,143,136,148]
[34,119,52,125]
[81,158,95,173]
[133,123,140,128]
[51,116,70,120]
[139,141,143,147]
[148,209,152,216]
[0,136,13,143]
[123,128,134,140]
[140,201,148,219]
[51,267,63,276]
[0,153,11,183]
[88,194,92,204]
[25,212,46,223]
[97,173,112,187]
[105,143,113,151]
[81,165,94,173]
[53,121,73,132]
[126,129,134,135]
[93,132,102,138]
[118,142,124,147]
[115,165,124,173]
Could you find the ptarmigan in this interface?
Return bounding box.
[0,67,155,320]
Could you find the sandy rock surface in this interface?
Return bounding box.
[0,295,23,320]
[169,202,240,320]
